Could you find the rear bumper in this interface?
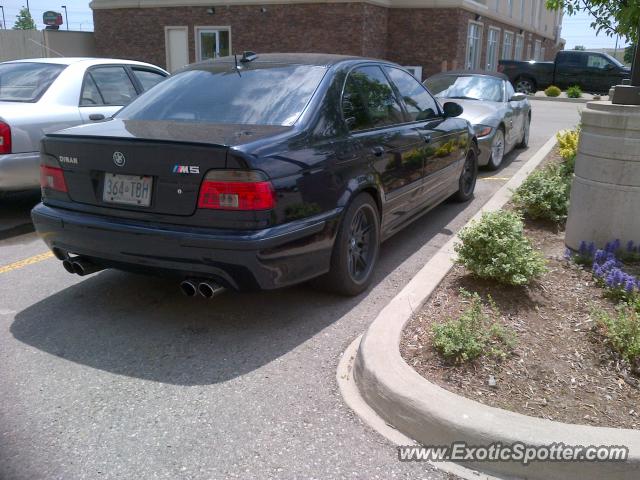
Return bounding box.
[31,203,341,291]
[0,151,41,191]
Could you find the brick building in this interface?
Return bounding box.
[90,0,565,79]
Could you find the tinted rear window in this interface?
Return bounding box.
[0,62,66,102]
[117,64,327,126]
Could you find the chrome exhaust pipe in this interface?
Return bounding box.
[180,279,198,297]
[198,280,226,299]
[71,258,103,276]
[62,259,75,274]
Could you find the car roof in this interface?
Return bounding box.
[188,52,392,69]
[1,57,165,69]
[428,70,509,81]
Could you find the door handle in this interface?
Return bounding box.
[89,113,105,121]
[371,146,385,157]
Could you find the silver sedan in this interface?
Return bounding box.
[425,71,531,170]
[0,58,168,192]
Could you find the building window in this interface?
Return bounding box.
[507,0,514,17]
[514,34,524,60]
[495,0,500,12]
[520,0,526,23]
[534,39,542,60]
[526,42,532,60]
[195,26,231,61]
[502,31,514,60]
[466,22,483,70]
[486,27,501,71]
[531,0,537,27]
[541,46,546,60]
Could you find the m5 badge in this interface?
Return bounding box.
[173,165,200,174]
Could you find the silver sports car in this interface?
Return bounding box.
[0,58,168,192]
[425,71,531,170]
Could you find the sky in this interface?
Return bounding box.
[0,1,632,51]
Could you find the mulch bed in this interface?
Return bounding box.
[400,149,640,430]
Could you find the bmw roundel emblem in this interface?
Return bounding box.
[113,151,126,167]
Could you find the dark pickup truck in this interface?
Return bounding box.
[499,50,630,94]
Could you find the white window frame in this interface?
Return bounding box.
[404,66,423,81]
[534,39,542,60]
[502,31,514,61]
[514,33,525,60]
[465,21,484,70]
[195,25,232,62]
[486,27,501,71]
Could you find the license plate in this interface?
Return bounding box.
[103,173,153,207]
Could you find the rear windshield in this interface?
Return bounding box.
[117,63,327,126]
[0,62,66,102]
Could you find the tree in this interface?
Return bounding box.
[573,45,586,50]
[625,45,636,65]
[13,7,36,30]
[546,0,640,85]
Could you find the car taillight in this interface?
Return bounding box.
[197,170,275,211]
[0,122,11,154]
[40,165,68,192]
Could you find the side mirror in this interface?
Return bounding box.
[442,101,463,118]
[510,93,527,101]
[605,64,615,71]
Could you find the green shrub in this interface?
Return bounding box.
[512,166,571,223]
[594,304,640,369]
[454,211,546,286]
[566,85,583,98]
[544,85,561,97]
[432,289,516,363]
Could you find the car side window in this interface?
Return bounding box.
[80,74,104,106]
[342,66,404,131]
[587,54,612,70]
[385,67,440,121]
[132,68,167,91]
[559,52,585,68]
[88,66,138,106]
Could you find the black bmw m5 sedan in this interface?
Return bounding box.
[32,53,478,296]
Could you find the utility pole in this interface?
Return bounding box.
[634,24,640,87]
[61,5,68,30]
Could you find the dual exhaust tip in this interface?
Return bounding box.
[180,279,226,299]
[61,257,103,276]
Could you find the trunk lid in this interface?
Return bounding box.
[43,119,291,217]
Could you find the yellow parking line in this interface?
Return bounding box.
[480,176,511,181]
[0,251,54,274]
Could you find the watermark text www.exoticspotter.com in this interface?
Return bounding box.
[398,442,628,465]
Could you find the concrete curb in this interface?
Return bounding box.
[338,335,502,480]
[529,95,592,104]
[352,134,640,480]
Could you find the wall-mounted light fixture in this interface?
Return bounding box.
[519,29,524,35]
[475,14,482,21]
[206,7,215,14]
[260,7,267,13]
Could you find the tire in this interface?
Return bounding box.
[517,115,531,149]
[515,77,536,95]
[486,127,506,171]
[452,149,478,202]
[315,194,380,296]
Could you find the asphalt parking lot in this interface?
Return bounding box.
[0,100,581,480]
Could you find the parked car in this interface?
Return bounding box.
[0,58,169,192]
[425,71,530,170]
[499,50,631,95]
[32,53,478,296]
